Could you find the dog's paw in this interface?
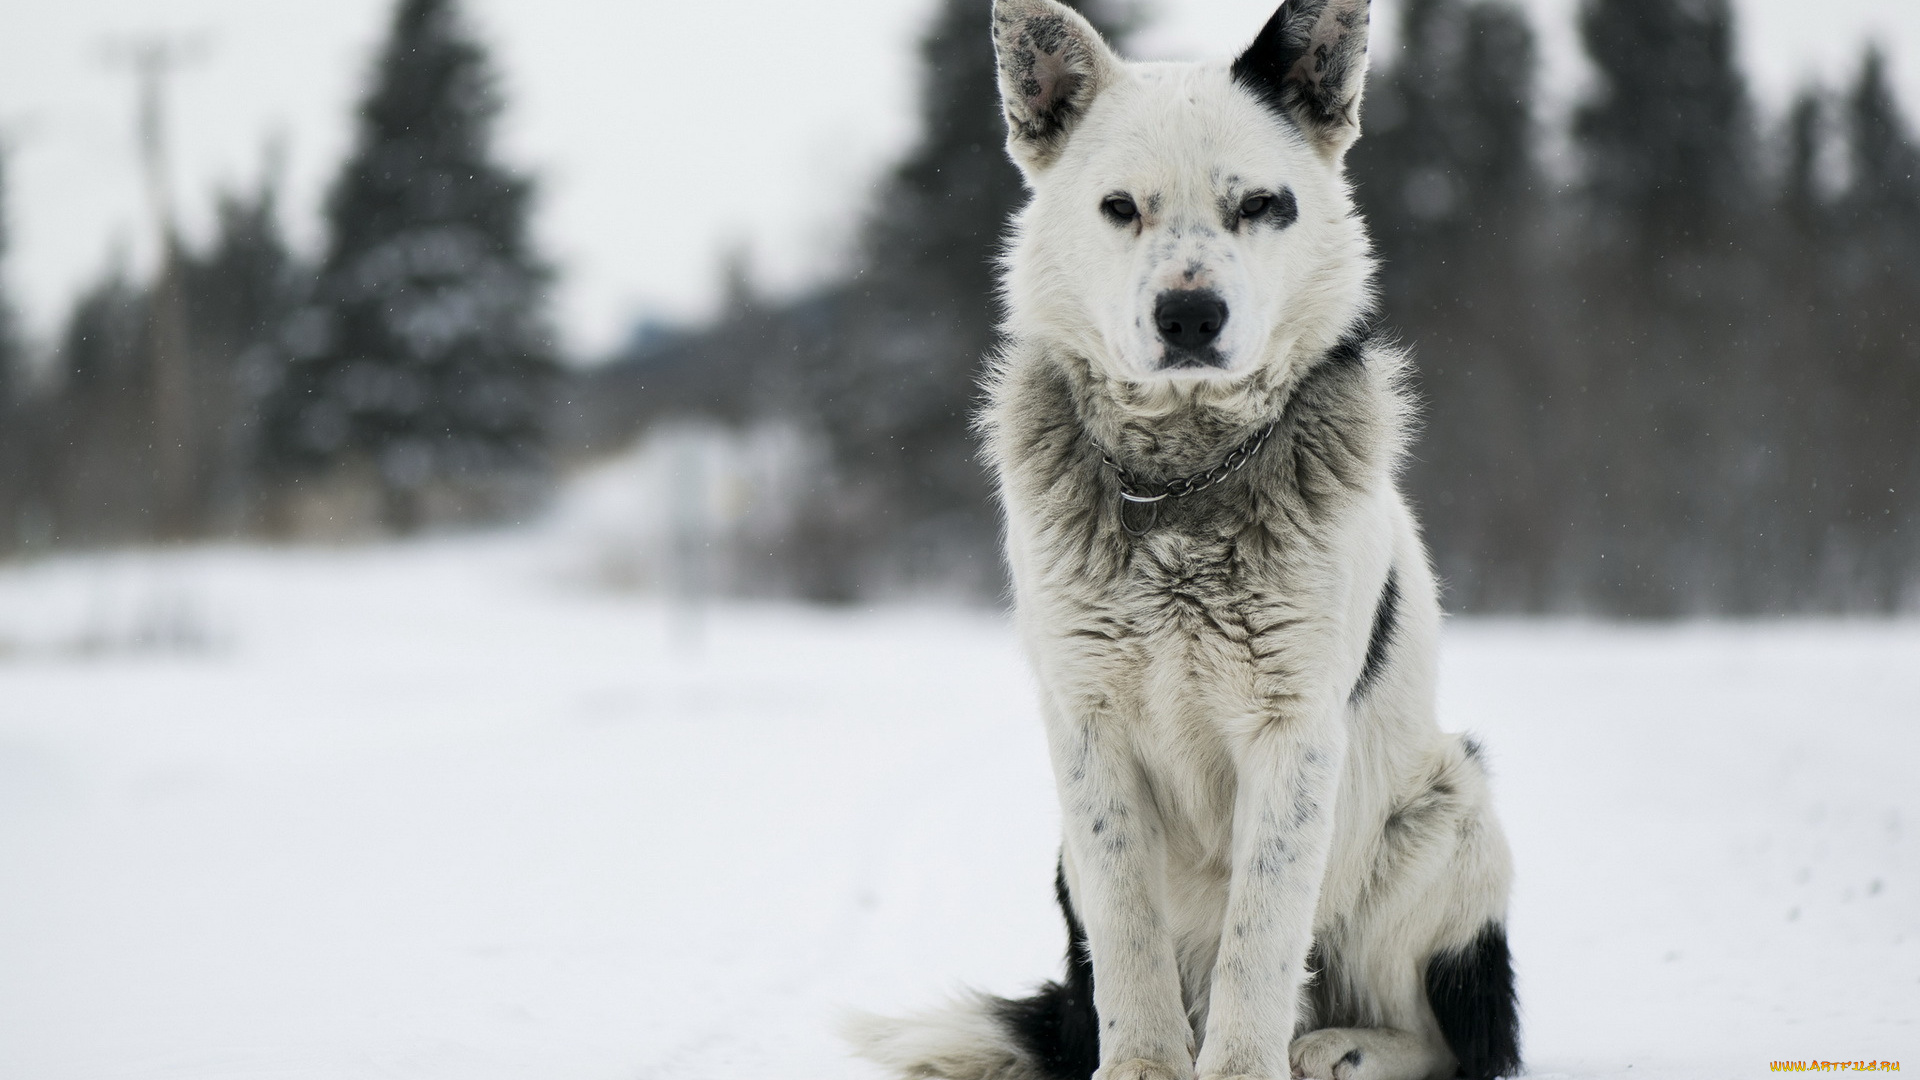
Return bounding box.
[1287,1030,1367,1080]
[1096,1059,1194,1080]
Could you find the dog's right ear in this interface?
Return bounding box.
[992,0,1121,174]
[1232,0,1373,158]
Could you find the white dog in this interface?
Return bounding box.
[849,2,1518,1078]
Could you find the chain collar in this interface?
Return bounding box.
[1100,421,1277,537]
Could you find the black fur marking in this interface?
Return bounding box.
[1270,187,1300,227]
[1323,321,1373,368]
[1304,939,1358,1030]
[1218,192,1244,231]
[1221,188,1299,232]
[1231,0,1370,138]
[1349,567,1399,702]
[1339,1048,1364,1068]
[1424,921,1522,1080]
[1462,736,1485,764]
[993,857,1100,1080]
[1231,2,1308,122]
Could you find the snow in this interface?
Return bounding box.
[0,533,1915,1078]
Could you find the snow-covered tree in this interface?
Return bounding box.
[264,0,553,531]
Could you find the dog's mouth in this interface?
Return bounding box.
[1158,346,1229,371]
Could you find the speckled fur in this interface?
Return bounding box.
[849,4,1516,1080]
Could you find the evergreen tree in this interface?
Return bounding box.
[0,146,19,409]
[19,165,309,546]
[1348,0,1550,608]
[1573,0,1752,243]
[1781,90,1826,229]
[1826,48,1920,605]
[0,146,22,544]
[803,0,1138,591]
[1558,0,1765,613]
[60,267,148,394]
[263,0,553,532]
[180,176,308,527]
[1842,48,1920,242]
[1353,0,1538,240]
[41,261,158,544]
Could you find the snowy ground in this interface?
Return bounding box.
[0,533,1914,1079]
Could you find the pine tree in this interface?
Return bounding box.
[1842,48,1920,243]
[1827,48,1920,605]
[1573,0,1751,243]
[42,262,157,543]
[0,146,23,545]
[803,0,1138,591]
[1782,90,1826,229]
[59,268,148,394]
[180,175,308,527]
[1353,0,1538,239]
[0,146,19,409]
[1347,0,1551,609]
[263,0,553,532]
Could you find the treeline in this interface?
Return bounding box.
[4,0,1915,615]
[1353,0,1920,614]
[566,0,1144,600]
[0,0,552,549]
[575,0,1920,614]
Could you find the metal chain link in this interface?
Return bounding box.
[1101,421,1276,535]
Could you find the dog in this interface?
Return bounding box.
[847,2,1519,1078]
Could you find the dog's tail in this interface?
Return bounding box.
[842,992,1041,1080]
[847,862,1099,1080]
[843,979,1096,1080]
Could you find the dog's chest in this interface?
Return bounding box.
[1050,523,1299,729]
[1067,529,1293,859]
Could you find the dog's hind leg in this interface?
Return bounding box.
[1289,736,1519,1080]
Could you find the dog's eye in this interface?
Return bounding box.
[1239,193,1272,218]
[1101,195,1138,223]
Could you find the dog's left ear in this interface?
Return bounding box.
[992,0,1122,174]
[1232,0,1373,158]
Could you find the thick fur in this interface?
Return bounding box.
[849,3,1518,1079]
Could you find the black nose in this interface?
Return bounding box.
[1154,290,1229,351]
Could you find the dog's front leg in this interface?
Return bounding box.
[1048,698,1194,1080]
[1193,711,1345,1080]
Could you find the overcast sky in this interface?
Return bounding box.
[2,0,1917,358]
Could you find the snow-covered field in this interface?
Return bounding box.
[0,533,1914,1079]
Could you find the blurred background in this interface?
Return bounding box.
[3,3,1917,1075]
[0,0,1917,611]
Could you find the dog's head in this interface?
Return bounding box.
[993,0,1375,388]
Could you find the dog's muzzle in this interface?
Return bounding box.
[1154,289,1229,369]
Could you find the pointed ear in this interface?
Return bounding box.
[1231,0,1373,158]
[992,0,1122,173]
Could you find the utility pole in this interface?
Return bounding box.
[105,34,205,539]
